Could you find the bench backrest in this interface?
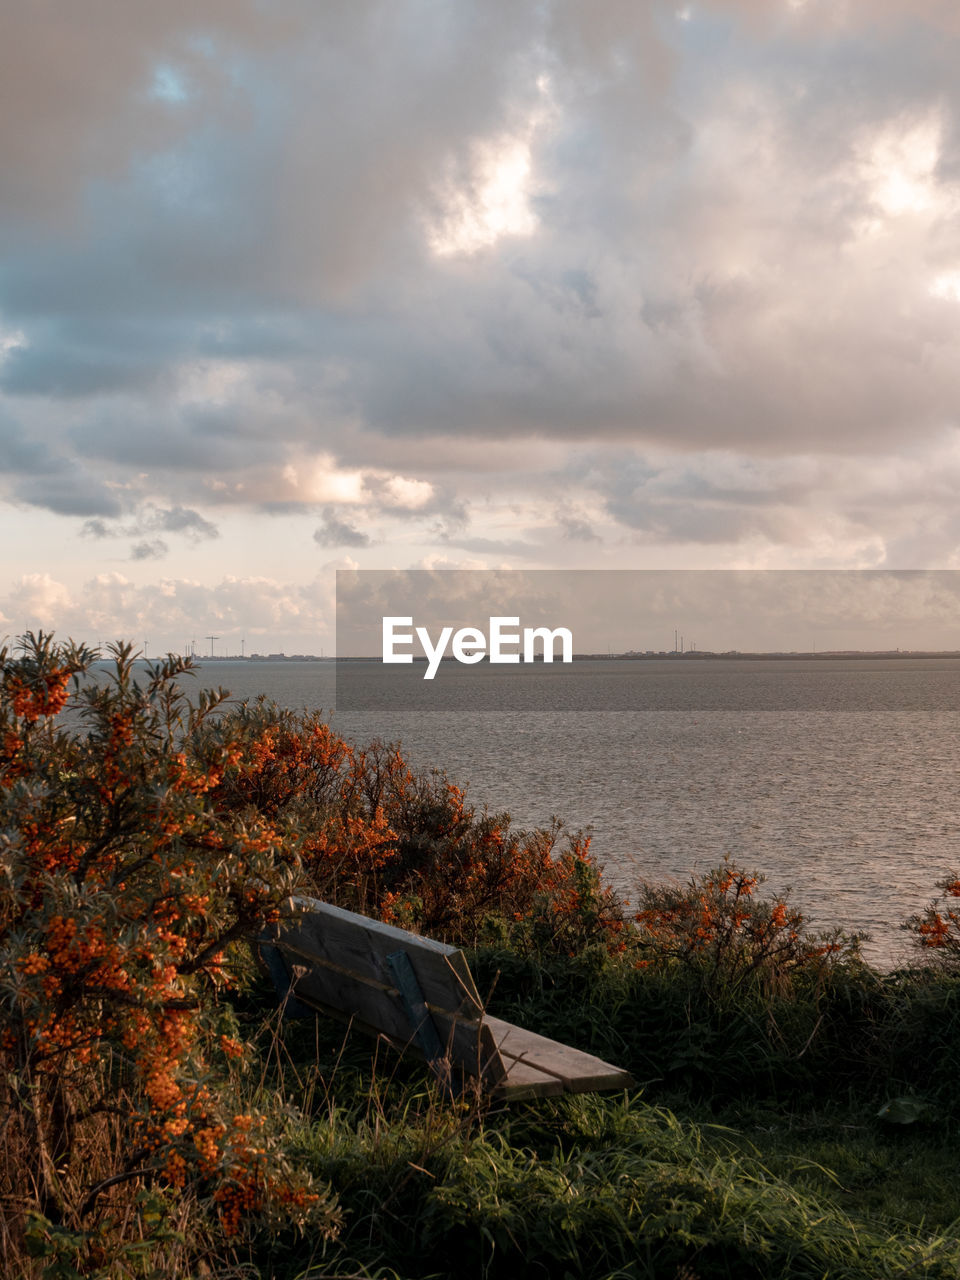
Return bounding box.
[263,897,506,1087]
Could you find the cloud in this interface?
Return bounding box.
[77,504,218,543]
[441,535,542,557]
[4,573,75,627]
[131,538,168,561]
[0,570,337,652]
[3,0,960,590]
[151,504,218,539]
[0,3,290,227]
[558,512,601,543]
[14,471,124,518]
[0,410,63,474]
[313,507,371,549]
[380,475,434,510]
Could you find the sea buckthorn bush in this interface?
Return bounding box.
[632,860,858,995]
[0,634,340,1275]
[6,633,960,1279]
[905,875,960,961]
[210,698,626,956]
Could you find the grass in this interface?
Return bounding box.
[14,949,960,1279]
[681,1099,960,1230]
[204,967,960,1280]
[254,1085,960,1279]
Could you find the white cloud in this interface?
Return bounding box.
[428,135,540,256]
[426,74,557,257]
[5,573,74,627]
[858,111,947,221]
[1,570,338,653]
[930,270,960,302]
[382,475,434,509]
[269,458,366,504]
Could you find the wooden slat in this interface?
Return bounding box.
[274,898,484,1018]
[493,1058,565,1100]
[290,954,412,1041]
[273,944,506,1084]
[486,1016,635,1093]
[291,974,557,1100]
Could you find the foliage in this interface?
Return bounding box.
[633,859,859,996]
[210,698,627,957]
[296,1089,960,1280]
[0,634,339,1275]
[0,632,628,1274]
[906,874,960,961]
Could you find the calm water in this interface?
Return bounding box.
[180,658,960,967]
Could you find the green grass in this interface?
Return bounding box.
[698,1102,960,1236]
[244,1085,960,1280]
[221,970,960,1280]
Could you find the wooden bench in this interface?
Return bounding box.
[258,897,634,1101]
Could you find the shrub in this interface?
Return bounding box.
[905,875,960,962]
[633,859,858,997]
[0,632,627,1274]
[210,698,627,956]
[0,634,339,1274]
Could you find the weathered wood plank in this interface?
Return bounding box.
[290,955,412,1041]
[270,942,507,1084]
[273,897,484,1018]
[387,949,445,1064]
[486,1016,635,1093]
[493,1058,565,1100]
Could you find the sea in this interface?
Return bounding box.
[169,657,960,968]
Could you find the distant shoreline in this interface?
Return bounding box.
[126,650,960,663]
[125,654,332,662]
[332,649,960,662]
[575,649,960,660]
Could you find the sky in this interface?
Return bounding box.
[4,0,960,656]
